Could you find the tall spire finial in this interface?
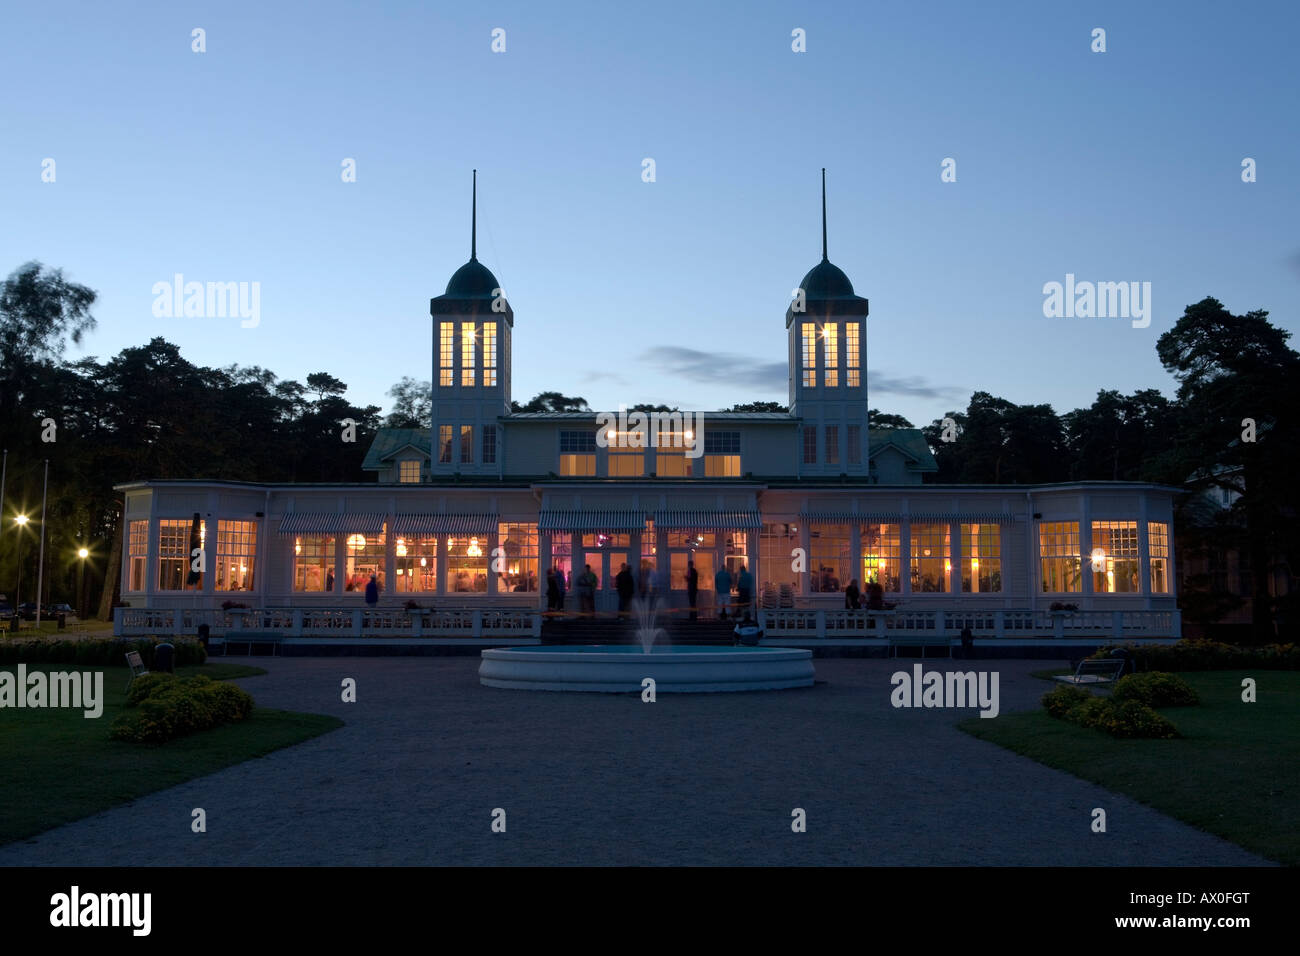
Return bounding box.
[821,167,828,261]
[471,169,478,261]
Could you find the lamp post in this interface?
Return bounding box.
[14,514,28,627]
[35,460,48,628]
[78,547,89,619]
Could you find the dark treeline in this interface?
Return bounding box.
[2,262,1296,636]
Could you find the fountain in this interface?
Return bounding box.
[479,598,815,693]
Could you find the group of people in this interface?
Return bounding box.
[700,561,754,621]
[842,579,887,610]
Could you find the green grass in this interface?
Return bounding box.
[960,670,1300,865]
[0,662,342,846]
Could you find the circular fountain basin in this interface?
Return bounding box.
[479,644,815,693]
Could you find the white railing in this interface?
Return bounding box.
[759,608,1181,640]
[115,606,542,639]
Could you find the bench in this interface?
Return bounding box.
[888,634,953,659]
[1051,657,1126,687]
[124,650,149,690]
[221,630,285,657]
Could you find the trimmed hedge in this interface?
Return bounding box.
[0,638,206,668]
[1091,639,1299,672]
[110,673,253,744]
[1040,684,1180,739]
[1110,671,1199,707]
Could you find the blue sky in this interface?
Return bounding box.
[4,0,1297,427]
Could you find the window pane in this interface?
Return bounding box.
[394,535,437,593]
[1039,521,1081,593]
[910,522,950,593]
[447,535,488,592]
[862,523,900,592]
[158,518,204,591]
[345,528,386,593]
[809,523,850,592]
[294,534,336,592]
[960,523,1001,593]
[215,520,257,591]
[127,520,148,591]
[1149,521,1169,594]
[1092,520,1139,593]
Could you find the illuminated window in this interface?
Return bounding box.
[704,455,739,477]
[158,518,205,591]
[1091,520,1140,594]
[438,425,453,463]
[910,523,950,593]
[498,523,539,592]
[439,322,454,387]
[460,322,476,387]
[447,535,488,592]
[1149,521,1169,594]
[293,535,336,592]
[460,425,474,464]
[846,322,860,388]
[482,424,497,465]
[399,460,420,483]
[759,523,799,592]
[825,426,839,465]
[823,323,838,387]
[704,431,740,475]
[345,527,386,593]
[608,448,644,477]
[802,428,817,464]
[394,535,437,593]
[862,523,901,592]
[215,520,257,591]
[559,431,596,476]
[1039,521,1081,593]
[961,523,1001,593]
[847,424,862,465]
[809,524,851,592]
[482,321,497,387]
[801,322,817,387]
[656,448,692,477]
[127,520,148,591]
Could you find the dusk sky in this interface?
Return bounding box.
[4,0,1297,428]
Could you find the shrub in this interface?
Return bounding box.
[1,637,207,668]
[1042,684,1091,718]
[1092,699,1180,739]
[1111,671,1199,707]
[1091,640,1299,672]
[110,674,253,744]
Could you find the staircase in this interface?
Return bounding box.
[540,613,738,646]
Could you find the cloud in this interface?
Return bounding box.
[642,346,786,388]
[640,345,959,401]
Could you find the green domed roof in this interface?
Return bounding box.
[445,257,501,298]
[797,258,855,298]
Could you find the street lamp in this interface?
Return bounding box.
[14,514,29,626]
[77,547,89,619]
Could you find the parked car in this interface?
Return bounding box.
[17,602,39,620]
[46,603,77,621]
[0,602,13,620]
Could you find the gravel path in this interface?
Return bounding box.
[0,658,1270,866]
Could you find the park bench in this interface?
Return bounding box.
[124,650,149,689]
[222,630,285,657]
[888,634,953,658]
[1051,657,1126,687]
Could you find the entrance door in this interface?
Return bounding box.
[669,551,715,614]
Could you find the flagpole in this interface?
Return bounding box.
[35,459,48,629]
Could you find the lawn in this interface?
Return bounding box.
[960,670,1300,865]
[0,662,343,846]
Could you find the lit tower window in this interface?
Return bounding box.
[801,322,817,387]
[461,322,476,386]
[483,321,497,387]
[822,323,838,387]
[439,322,454,386]
[846,323,860,387]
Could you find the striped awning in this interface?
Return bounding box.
[393,513,498,535]
[800,511,1014,524]
[538,509,646,532]
[278,512,387,535]
[654,510,762,530]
